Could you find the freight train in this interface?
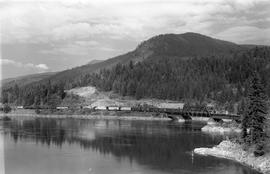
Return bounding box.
[20,103,219,114]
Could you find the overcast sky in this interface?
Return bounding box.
[1,0,270,79]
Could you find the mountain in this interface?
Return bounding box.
[3,32,269,107]
[136,32,242,59]
[30,32,247,87]
[1,72,56,88]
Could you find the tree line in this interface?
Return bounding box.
[1,80,66,108]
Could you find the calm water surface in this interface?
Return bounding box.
[1,117,261,174]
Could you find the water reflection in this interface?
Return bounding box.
[3,117,260,174]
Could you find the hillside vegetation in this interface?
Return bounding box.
[5,33,244,89]
[1,72,56,88]
[1,33,270,111]
[79,46,270,111]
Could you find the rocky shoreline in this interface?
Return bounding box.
[201,118,242,134]
[201,124,242,134]
[194,140,270,174]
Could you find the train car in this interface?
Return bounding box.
[83,105,93,109]
[107,106,119,111]
[56,106,68,110]
[157,102,185,110]
[120,107,131,111]
[95,106,107,110]
[217,110,229,115]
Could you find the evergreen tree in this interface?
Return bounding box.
[241,72,267,154]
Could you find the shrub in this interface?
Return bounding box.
[254,149,265,157]
[3,104,12,113]
[254,143,265,157]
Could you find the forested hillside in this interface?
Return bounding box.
[1,33,270,109]
[4,32,243,89]
[82,46,270,102]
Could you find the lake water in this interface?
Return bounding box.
[1,117,261,174]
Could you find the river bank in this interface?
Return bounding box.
[0,112,171,121]
[0,109,215,122]
[0,112,218,122]
[194,140,270,174]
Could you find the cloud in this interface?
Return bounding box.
[75,40,99,47]
[51,23,92,41]
[0,59,49,70]
[40,40,118,56]
[216,26,270,45]
[36,64,49,70]
[1,0,270,79]
[1,0,269,45]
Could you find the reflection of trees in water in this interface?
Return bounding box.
[86,123,223,170]
[4,119,225,171]
[3,118,79,146]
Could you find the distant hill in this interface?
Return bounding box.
[1,72,56,88]
[31,32,249,87]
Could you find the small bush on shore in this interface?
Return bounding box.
[3,104,12,113]
[254,143,265,157]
